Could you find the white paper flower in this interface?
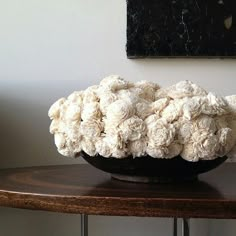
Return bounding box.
[194,115,217,133]
[127,138,147,157]
[155,88,169,100]
[147,119,176,146]
[161,99,183,122]
[95,137,112,158]
[119,116,147,141]
[80,119,103,138]
[167,80,207,99]
[135,80,160,101]
[181,143,198,162]
[182,96,205,120]
[146,142,168,158]
[178,121,195,144]
[83,86,99,104]
[99,91,117,114]
[144,114,159,126]
[136,101,153,120]
[49,119,60,134]
[57,137,82,158]
[215,116,229,129]
[217,128,235,157]
[48,98,66,119]
[165,142,183,159]
[225,95,236,113]
[81,138,97,156]
[181,131,219,162]
[106,99,135,126]
[54,133,66,150]
[64,103,82,122]
[64,122,82,143]
[151,98,170,116]
[111,148,127,159]
[67,91,84,104]
[81,102,101,121]
[202,93,228,116]
[116,88,140,105]
[100,75,133,91]
[104,133,124,150]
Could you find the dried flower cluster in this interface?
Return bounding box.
[48,75,236,162]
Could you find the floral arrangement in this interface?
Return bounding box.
[48,75,236,162]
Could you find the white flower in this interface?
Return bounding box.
[58,147,76,158]
[136,101,153,120]
[65,122,82,143]
[116,89,140,105]
[48,98,66,119]
[215,116,229,130]
[81,138,97,156]
[167,80,207,99]
[80,119,103,138]
[67,91,84,105]
[111,148,127,159]
[54,133,66,149]
[151,98,169,116]
[165,142,183,159]
[100,133,127,158]
[106,99,135,126]
[81,102,101,121]
[104,133,124,149]
[95,137,112,158]
[194,115,216,133]
[161,99,183,122]
[119,116,147,141]
[225,95,236,113]
[127,138,147,157]
[144,114,159,126]
[185,131,219,161]
[83,86,99,104]
[181,143,198,162]
[178,121,194,144]
[217,128,235,157]
[99,91,117,114]
[183,96,205,120]
[57,138,82,158]
[226,116,236,143]
[147,119,176,146]
[202,93,228,116]
[155,88,169,100]
[100,75,133,91]
[65,103,81,122]
[49,119,60,134]
[146,142,168,158]
[135,80,160,101]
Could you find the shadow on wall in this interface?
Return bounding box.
[0,92,82,169]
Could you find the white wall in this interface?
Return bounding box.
[0,0,236,235]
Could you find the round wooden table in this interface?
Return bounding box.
[0,163,236,236]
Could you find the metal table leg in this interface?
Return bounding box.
[81,214,88,236]
[173,218,190,236]
[173,218,178,236]
[182,218,189,236]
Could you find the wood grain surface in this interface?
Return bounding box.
[0,164,236,218]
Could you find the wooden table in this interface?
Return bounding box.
[0,163,236,236]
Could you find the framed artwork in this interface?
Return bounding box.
[126,0,236,58]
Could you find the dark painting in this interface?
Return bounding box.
[126,0,236,58]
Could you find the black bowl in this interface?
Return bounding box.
[80,152,228,183]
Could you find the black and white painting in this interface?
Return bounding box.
[127,0,236,58]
